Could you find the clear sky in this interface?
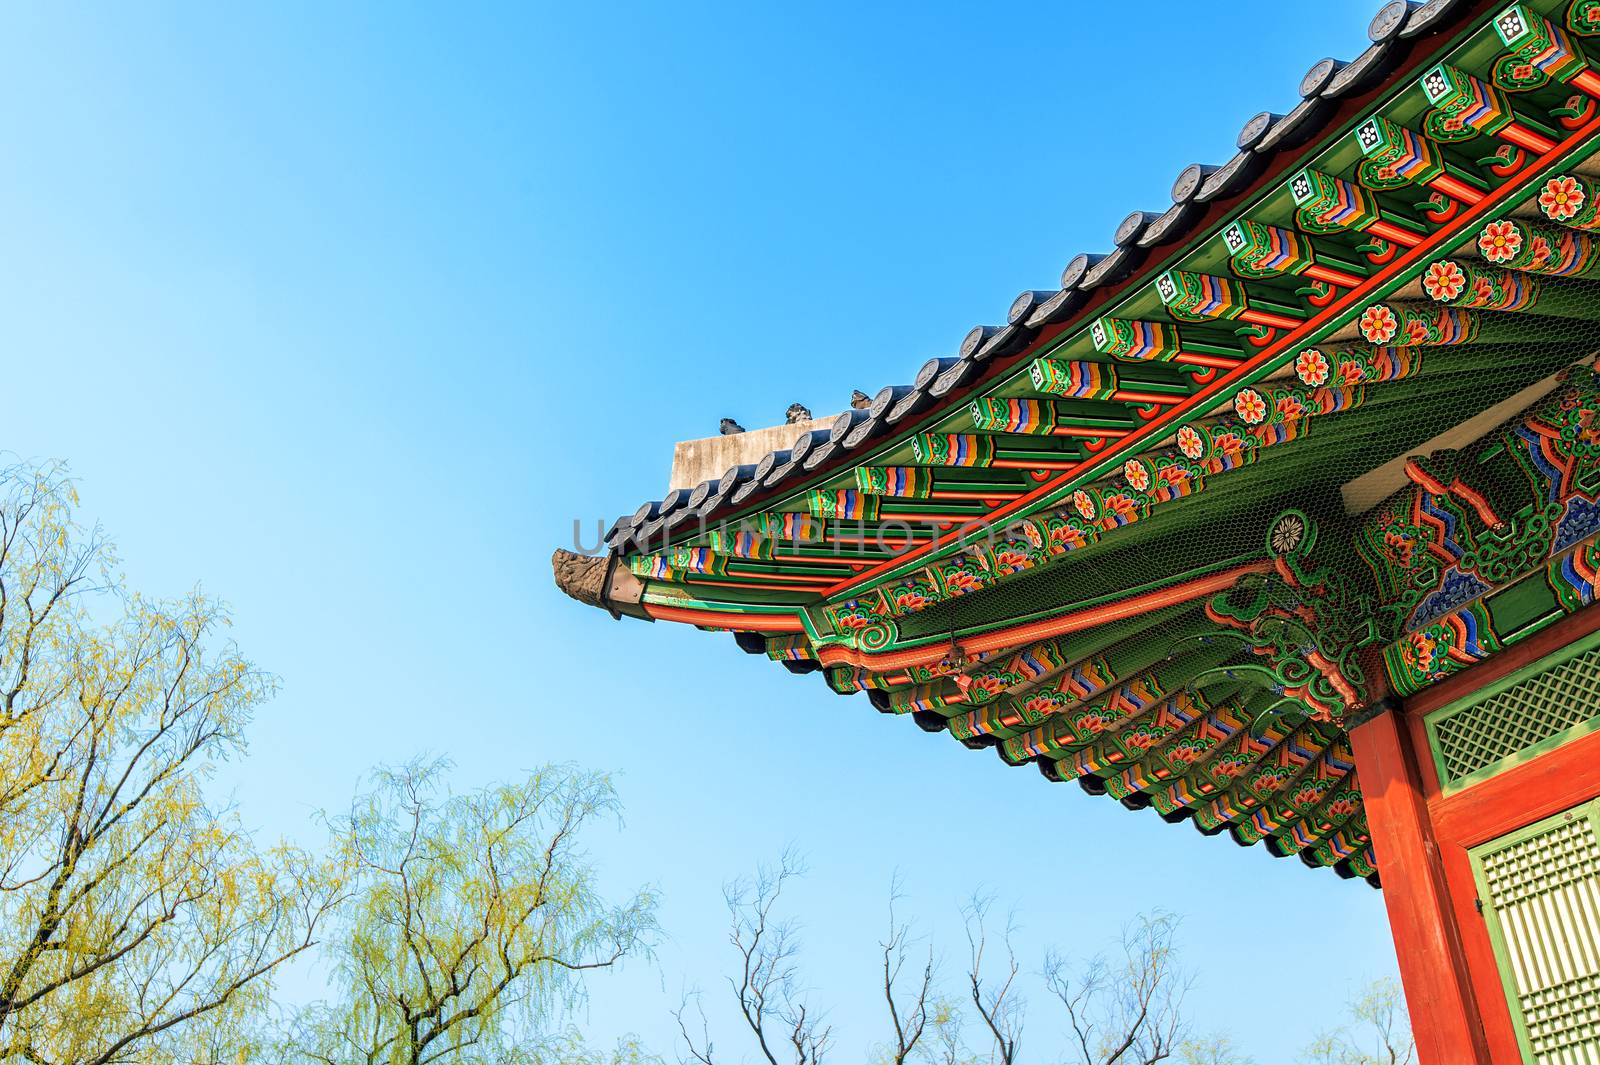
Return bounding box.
[1,2,1401,1060]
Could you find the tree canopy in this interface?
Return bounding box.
[0,463,342,1064]
[287,759,657,1065]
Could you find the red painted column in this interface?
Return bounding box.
[1348,707,1490,1065]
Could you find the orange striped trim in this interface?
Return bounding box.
[644,604,807,633]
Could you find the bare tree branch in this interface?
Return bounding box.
[881,873,933,1065]
[1045,912,1192,1065]
[962,894,1021,1065]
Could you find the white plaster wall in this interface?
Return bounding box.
[667,416,838,491]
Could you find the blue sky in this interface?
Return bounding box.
[1,2,1398,1059]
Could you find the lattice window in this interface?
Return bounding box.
[1428,642,1600,788]
[1474,806,1600,1064]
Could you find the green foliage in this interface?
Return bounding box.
[0,461,655,1063]
[1299,979,1414,1065]
[1179,1033,1253,1065]
[287,758,658,1065]
[0,462,344,1065]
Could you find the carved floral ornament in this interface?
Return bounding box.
[1202,511,1380,729]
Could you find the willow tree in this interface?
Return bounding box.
[0,463,342,1063]
[289,759,658,1065]
[1302,980,1415,1065]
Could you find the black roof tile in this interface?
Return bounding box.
[609,0,1471,540]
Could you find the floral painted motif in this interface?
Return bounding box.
[1359,304,1397,344]
[1479,221,1522,264]
[1123,726,1165,751]
[1423,260,1466,300]
[1291,780,1333,808]
[1052,522,1089,550]
[1212,430,1247,455]
[991,546,1036,576]
[1528,235,1552,270]
[890,588,930,612]
[1074,707,1124,735]
[1248,765,1294,792]
[1295,349,1330,387]
[1023,515,1091,554]
[942,568,985,595]
[1403,315,1434,345]
[1169,737,1215,764]
[1233,388,1268,425]
[831,606,877,632]
[1381,526,1419,567]
[1023,693,1064,717]
[1123,460,1151,492]
[1156,462,1190,487]
[1495,54,1547,91]
[967,674,1006,697]
[1398,626,1446,679]
[1072,490,1095,521]
[1270,512,1307,556]
[1102,493,1144,523]
[1210,754,1252,782]
[1176,425,1205,461]
[1541,176,1585,222]
[1326,796,1360,819]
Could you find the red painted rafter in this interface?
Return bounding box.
[815,561,1270,672]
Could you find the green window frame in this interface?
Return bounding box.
[1424,630,1600,793]
[1469,799,1600,1064]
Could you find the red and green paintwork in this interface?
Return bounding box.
[579,0,1600,882]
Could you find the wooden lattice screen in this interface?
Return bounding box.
[1471,801,1600,1064]
[1427,634,1600,792]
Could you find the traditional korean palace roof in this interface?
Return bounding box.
[555,0,1600,887]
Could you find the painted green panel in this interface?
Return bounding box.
[1426,631,1600,792]
[1484,567,1568,639]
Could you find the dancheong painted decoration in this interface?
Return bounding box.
[555,4,1600,1062]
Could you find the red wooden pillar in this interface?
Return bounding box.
[1348,706,1491,1065]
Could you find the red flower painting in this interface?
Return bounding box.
[1540,176,1584,222]
[1233,388,1268,425]
[1422,260,1466,301]
[1469,273,1495,306]
[1359,304,1398,343]
[1212,431,1245,455]
[1295,348,1330,386]
[1478,220,1522,264]
[1176,425,1205,460]
[969,674,1006,696]
[1528,236,1552,269]
[942,569,984,595]
[896,591,932,612]
[1326,797,1359,819]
